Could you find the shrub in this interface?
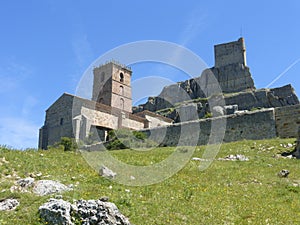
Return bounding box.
[105,129,156,150]
[205,112,212,118]
[60,137,78,151]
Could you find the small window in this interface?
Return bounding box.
[98,98,104,104]
[100,72,105,82]
[120,85,124,95]
[60,118,64,125]
[120,98,124,110]
[120,72,124,82]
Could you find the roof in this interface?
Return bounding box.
[135,110,173,123]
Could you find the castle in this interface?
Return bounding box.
[39,38,300,149]
[38,61,172,149]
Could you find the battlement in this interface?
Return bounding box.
[214,37,247,67]
[94,60,132,72]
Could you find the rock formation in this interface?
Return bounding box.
[33,180,72,196]
[0,198,19,211]
[39,198,131,225]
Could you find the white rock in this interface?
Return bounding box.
[99,166,116,179]
[16,177,35,188]
[39,198,132,225]
[0,198,19,211]
[33,180,72,196]
[39,198,73,225]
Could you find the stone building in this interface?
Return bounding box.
[38,62,172,149]
[39,38,300,149]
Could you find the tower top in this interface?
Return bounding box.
[214,37,247,68]
[93,60,132,73]
[92,60,133,113]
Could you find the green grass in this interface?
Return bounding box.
[0,138,300,224]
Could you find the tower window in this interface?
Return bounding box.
[60,118,64,125]
[120,85,124,95]
[120,72,124,82]
[120,98,124,110]
[98,97,104,104]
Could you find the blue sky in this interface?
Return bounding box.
[0,1,299,149]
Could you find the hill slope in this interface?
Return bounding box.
[0,138,300,224]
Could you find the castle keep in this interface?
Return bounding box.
[39,38,300,149]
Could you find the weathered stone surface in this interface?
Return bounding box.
[219,154,249,161]
[0,198,19,211]
[10,177,35,193]
[278,169,290,178]
[75,199,131,225]
[275,104,300,138]
[33,180,72,196]
[293,127,300,159]
[39,198,131,225]
[212,106,225,117]
[39,199,73,225]
[224,104,238,115]
[225,84,299,110]
[142,108,277,146]
[16,177,35,188]
[135,83,298,122]
[99,166,116,179]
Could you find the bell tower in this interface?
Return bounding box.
[92,61,132,113]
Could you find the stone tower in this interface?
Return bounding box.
[214,37,247,67]
[92,61,132,113]
[210,37,255,93]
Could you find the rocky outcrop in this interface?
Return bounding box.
[9,178,72,196]
[133,84,299,122]
[133,61,255,113]
[39,199,73,225]
[0,198,19,211]
[39,198,131,225]
[33,180,72,196]
[10,177,35,193]
[99,166,117,179]
[225,84,299,110]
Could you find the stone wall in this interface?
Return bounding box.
[142,109,276,146]
[81,106,119,130]
[293,127,300,158]
[39,94,75,149]
[214,37,247,67]
[275,104,300,138]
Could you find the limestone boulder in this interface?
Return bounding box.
[212,106,225,117]
[39,198,73,225]
[33,180,72,196]
[0,198,19,211]
[39,198,131,225]
[99,166,117,179]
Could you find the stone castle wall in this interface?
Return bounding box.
[214,37,247,67]
[275,104,300,138]
[142,109,277,146]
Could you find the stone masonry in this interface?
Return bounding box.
[39,62,172,149]
[39,38,300,149]
[293,127,300,158]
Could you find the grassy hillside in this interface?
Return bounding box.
[0,138,300,224]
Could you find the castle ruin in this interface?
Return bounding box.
[39,38,300,149]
